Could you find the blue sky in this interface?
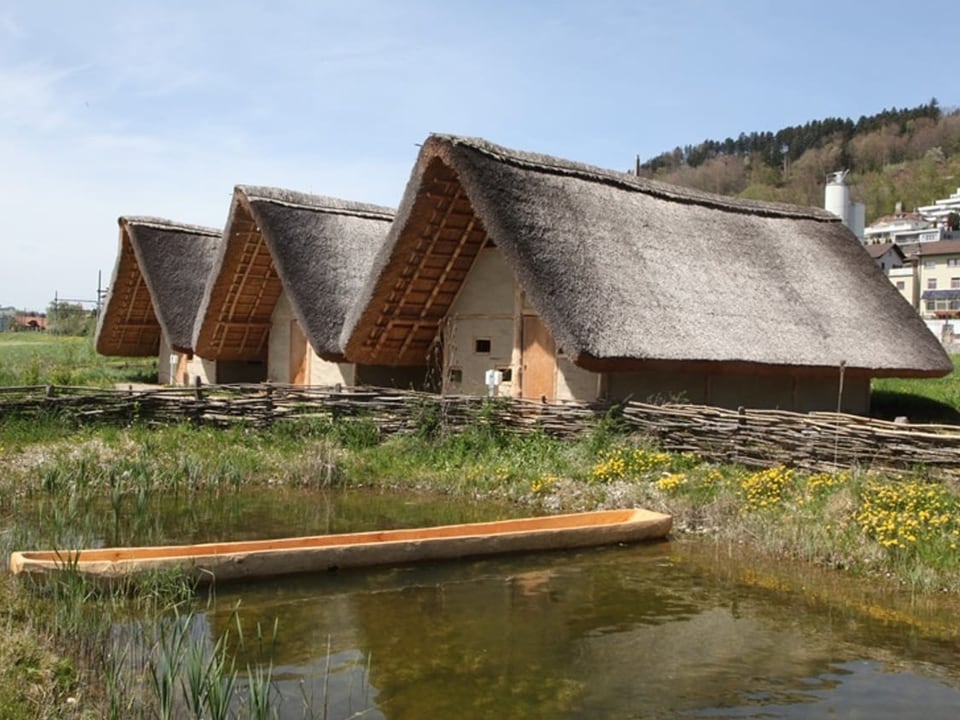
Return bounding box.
[1,0,956,311]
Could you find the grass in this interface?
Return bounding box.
[871,354,960,423]
[0,333,157,387]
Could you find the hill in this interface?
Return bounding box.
[638,99,960,222]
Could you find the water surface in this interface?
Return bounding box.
[191,494,960,719]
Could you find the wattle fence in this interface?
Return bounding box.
[2,383,960,476]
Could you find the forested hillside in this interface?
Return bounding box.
[638,99,960,222]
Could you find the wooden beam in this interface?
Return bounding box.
[121,273,146,324]
[226,232,265,320]
[372,184,466,356]
[418,217,479,321]
[213,321,273,329]
[217,231,266,354]
[396,214,480,360]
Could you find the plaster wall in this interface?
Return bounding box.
[444,247,517,396]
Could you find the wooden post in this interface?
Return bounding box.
[735,406,746,463]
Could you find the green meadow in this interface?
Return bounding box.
[0,333,157,387]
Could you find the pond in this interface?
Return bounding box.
[11,487,960,718]
[201,533,960,719]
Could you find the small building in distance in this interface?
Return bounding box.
[866,242,905,275]
[918,187,960,229]
[96,217,225,385]
[343,135,951,414]
[16,311,47,331]
[863,211,940,246]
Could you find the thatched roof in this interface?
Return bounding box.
[193,186,394,362]
[96,217,221,357]
[343,134,952,378]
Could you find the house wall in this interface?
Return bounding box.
[159,335,213,387]
[184,355,216,386]
[875,249,903,274]
[555,355,600,401]
[215,360,268,384]
[443,247,517,396]
[356,365,436,391]
[889,266,917,308]
[605,369,707,405]
[916,250,960,318]
[310,358,355,387]
[606,370,870,414]
[269,290,353,386]
[268,292,294,383]
[158,336,176,385]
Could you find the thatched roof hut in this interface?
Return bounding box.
[343,134,951,381]
[193,186,394,363]
[96,217,220,357]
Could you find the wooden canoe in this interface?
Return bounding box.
[9,508,671,585]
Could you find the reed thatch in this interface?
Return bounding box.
[342,134,951,379]
[96,217,221,357]
[193,186,394,362]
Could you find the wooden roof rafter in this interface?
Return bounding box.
[370,168,488,363]
[396,213,484,360]
[370,180,464,354]
[214,223,279,356]
[115,261,159,351]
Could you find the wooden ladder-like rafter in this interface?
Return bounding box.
[396,214,480,360]
[372,180,473,357]
[216,228,267,355]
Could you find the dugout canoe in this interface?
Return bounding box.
[9,508,671,585]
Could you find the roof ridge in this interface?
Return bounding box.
[237,185,394,221]
[433,134,838,222]
[120,216,221,237]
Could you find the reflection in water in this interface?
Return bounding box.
[203,537,960,719]
[270,648,380,720]
[685,660,960,719]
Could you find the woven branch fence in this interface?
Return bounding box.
[2,384,960,477]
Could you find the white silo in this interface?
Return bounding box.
[825,170,852,227]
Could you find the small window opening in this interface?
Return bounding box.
[498,367,513,382]
[449,367,463,383]
[474,338,491,354]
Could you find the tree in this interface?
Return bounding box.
[47,301,95,336]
